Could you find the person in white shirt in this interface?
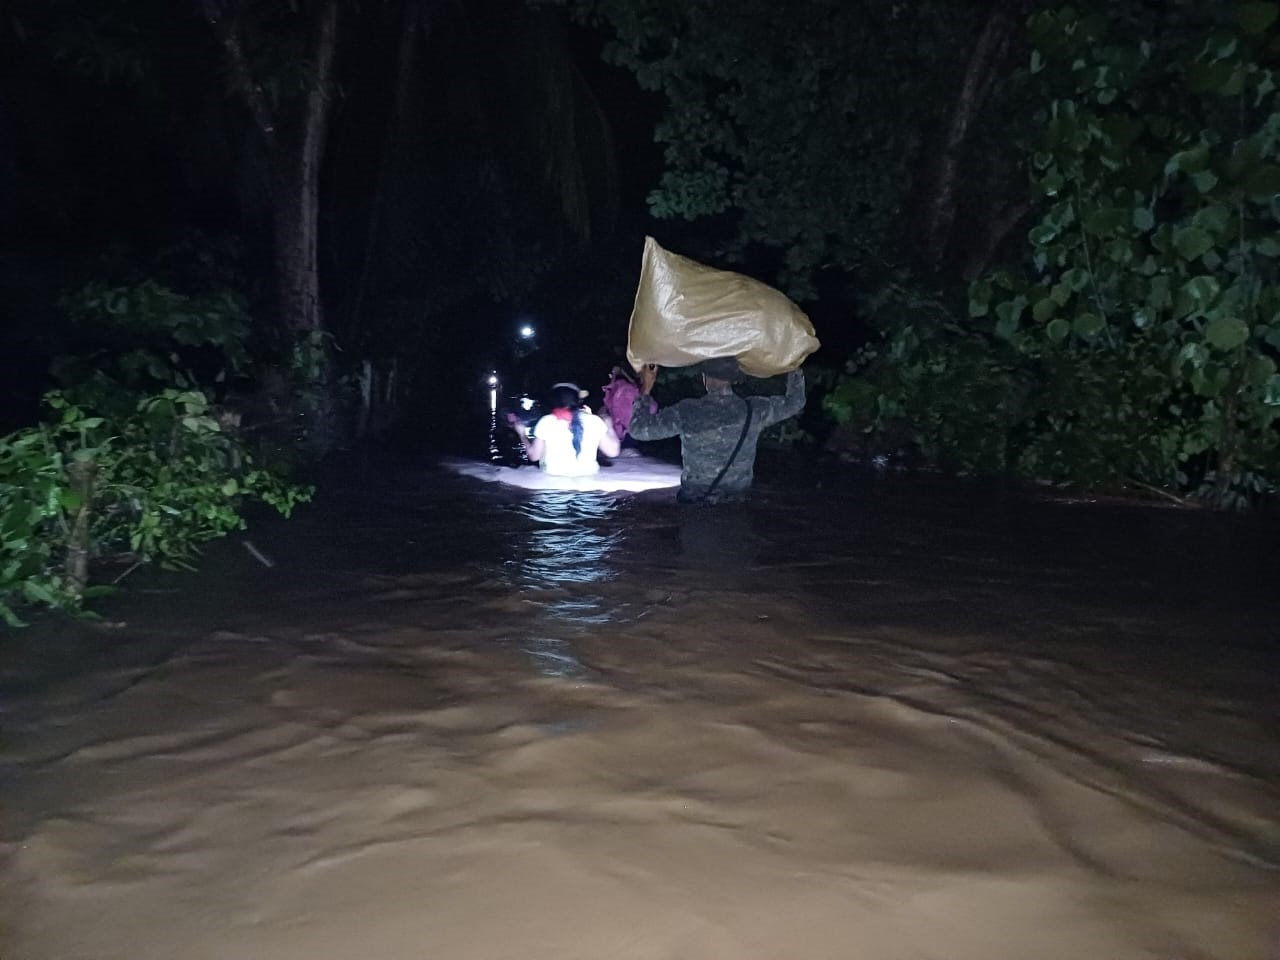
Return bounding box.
[508,382,620,477]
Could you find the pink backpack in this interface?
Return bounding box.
[601,370,656,440]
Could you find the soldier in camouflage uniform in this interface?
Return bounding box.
[630,357,807,504]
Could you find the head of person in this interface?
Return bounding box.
[698,357,744,393]
[549,382,588,454]
[548,382,587,411]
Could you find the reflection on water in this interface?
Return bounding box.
[508,492,623,587]
[521,636,588,679]
[501,493,625,671]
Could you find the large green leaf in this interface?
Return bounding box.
[1073,313,1105,338]
[1176,276,1222,316]
[1164,145,1209,175]
[1173,226,1214,261]
[1204,315,1250,350]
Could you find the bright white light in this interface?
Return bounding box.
[519,324,535,339]
[487,373,499,387]
[519,396,534,411]
[442,456,682,492]
[489,388,497,413]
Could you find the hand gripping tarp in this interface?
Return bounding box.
[626,236,820,378]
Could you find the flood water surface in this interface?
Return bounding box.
[2,459,1277,960]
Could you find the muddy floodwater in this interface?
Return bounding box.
[2,455,1278,960]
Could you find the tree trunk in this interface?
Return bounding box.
[273,0,339,335]
[272,150,326,336]
[207,0,338,333]
[920,7,1015,267]
[64,459,95,601]
[204,0,341,449]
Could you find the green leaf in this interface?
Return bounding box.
[1033,297,1056,324]
[1248,355,1277,385]
[1192,169,1219,193]
[1239,2,1279,35]
[1186,61,1236,95]
[1178,276,1222,315]
[1028,223,1058,246]
[1192,204,1232,235]
[221,478,239,496]
[1164,145,1209,176]
[1173,226,1214,261]
[1263,373,1280,406]
[1072,313,1105,338]
[1256,236,1280,257]
[1132,207,1154,232]
[0,602,27,628]
[1204,315,1250,350]
[1046,317,1071,342]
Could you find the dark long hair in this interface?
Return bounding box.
[549,383,584,455]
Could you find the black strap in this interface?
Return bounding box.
[706,396,753,498]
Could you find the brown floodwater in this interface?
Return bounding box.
[2,454,1278,960]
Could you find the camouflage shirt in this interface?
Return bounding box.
[630,370,806,503]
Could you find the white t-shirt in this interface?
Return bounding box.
[534,411,607,477]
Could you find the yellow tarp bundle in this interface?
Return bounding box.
[626,236,820,378]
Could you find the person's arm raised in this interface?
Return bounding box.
[629,364,682,441]
[755,368,807,427]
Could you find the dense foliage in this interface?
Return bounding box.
[561,0,998,297]
[828,3,1280,505]
[0,278,311,626]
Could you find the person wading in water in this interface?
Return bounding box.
[508,382,620,477]
[629,358,806,504]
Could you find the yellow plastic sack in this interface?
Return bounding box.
[626,236,820,378]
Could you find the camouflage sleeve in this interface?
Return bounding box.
[755,369,806,428]
[629,394,682,440]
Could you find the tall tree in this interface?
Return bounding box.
[199,0,339,338]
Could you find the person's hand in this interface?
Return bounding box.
[638,363,658,395]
